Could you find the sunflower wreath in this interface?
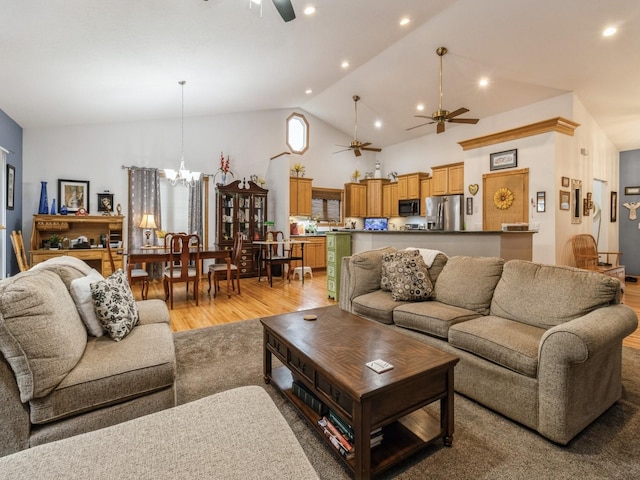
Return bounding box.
[493,187,514,210]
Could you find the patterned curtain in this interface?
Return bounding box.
[188,178,203,242]
[128,167,163,278]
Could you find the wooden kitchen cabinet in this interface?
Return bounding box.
[344,183,367,218]
[397,173,430,199]
[290,235,326,270]
[382,182,399,217]
[290,177,313,216]
[431,162,464,195]
[361,178,389,218]
[420,178,432,199]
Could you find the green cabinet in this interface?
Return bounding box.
[326,232,351,301]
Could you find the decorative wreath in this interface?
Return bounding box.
[493,187,514,210]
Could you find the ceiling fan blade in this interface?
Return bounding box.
[449,118,479,124]
[272,0,295,22]
[354,149,362,157]
[332,148,351,154]
[436,122,445,134]
[406,121,434,131]
[359,142,371,148]
[445,108,469,119]
[362,147,382,152]
[414,115,437,120]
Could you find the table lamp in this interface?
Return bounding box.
[139,214,157,246]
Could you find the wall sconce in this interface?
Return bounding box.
[139,214,158,246]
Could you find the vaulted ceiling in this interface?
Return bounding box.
[1,0,639,151]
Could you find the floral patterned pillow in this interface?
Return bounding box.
[381,250,433,301]
[90,269,139,341]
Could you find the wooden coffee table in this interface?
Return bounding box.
[261,306,459,479]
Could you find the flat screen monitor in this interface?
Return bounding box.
[364,218,388,231]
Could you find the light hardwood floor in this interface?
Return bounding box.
[140,271,640,349]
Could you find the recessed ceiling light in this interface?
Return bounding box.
[400,17,410,26]
[479,78,489,87]
[416,104,425,111]
[305,89,313,95]
[374,120,382,128]
[603,26,617,37]
[341,60,350,69]
[304,6,316,15]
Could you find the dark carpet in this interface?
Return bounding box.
[174,319,640,479]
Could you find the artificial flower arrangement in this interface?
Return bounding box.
[156,230,167,239]
[216,152,234,185]
[291,163,305,176]
[351,169,361,182]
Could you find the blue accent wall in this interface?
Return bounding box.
[619,149,640,276]
[0,108,23,276]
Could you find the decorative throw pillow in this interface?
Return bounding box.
[381,250,433,301]
[70,269,105,337]
[90,269,139,341]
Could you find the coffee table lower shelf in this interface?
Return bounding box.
[269,366,443,477]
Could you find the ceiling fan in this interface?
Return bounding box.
[205,0,295,22]
[334,95,382,157]
[407,46,479,134]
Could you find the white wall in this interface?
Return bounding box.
[23,109,353,246]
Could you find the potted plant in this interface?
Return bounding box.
[48,234,61,250]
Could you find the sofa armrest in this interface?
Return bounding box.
[136,299,171,325]
[0,356,30,457]
[537,304,637,444]
[339,256,353,312]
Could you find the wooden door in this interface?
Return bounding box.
[482,168,529,231]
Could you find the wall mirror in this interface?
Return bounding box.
[571,179,582,224]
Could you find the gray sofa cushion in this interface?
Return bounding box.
[491,260,621,329]
[29,323,176,424]
[393,301,481,339]
[428,252,449,284]
[352,290,408,325]
[449,316,545,378]
[0,270,87,402]
[434,256,505,315]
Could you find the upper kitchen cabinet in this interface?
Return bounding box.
[361,178,389,218]
[397,173,430,200]
[344,183,367,218]
[431,162,464,195]
[290,177,313,216]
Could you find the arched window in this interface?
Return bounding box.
[286,113,309,154]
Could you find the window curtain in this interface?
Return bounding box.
[188,178,203,242]
[128,167,162,279]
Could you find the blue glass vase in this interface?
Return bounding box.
[38,181,49,214]
[51,199,57,215]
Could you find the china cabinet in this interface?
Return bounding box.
[216,180,268,277]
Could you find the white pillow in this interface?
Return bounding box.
[405,247,447,268]
[70,269,105,337]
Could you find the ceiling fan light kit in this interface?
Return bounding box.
[407,46,479,134]
[333,95,382,157]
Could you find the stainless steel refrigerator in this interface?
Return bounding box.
[425,195,464,231]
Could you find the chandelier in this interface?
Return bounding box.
[164,80,201,187]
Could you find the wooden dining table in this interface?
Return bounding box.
[128,246,232,298]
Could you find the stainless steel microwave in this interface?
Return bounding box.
[398,199,420,216]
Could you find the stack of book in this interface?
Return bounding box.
[317,410,384,460]
[292,380,328,417]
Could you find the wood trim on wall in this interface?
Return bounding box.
[458,117,580,151]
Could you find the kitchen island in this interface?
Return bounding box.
[343,230,535,261]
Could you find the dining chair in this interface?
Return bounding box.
[11,230,30,272]
[262,231,293,287]
[208,231,242,296]
[163,233,201,309]
[106,234,150,300]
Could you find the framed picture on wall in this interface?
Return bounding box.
[6,164,15,210]
[97,192,114,213]
[58,179,90,213]
[490,149,517,171]
[559,190,570,210]
[611,191,617,222]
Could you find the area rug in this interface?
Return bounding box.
[174,319,640,479]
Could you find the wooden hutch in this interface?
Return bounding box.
[30,214,125,276]
[216,180,268,277]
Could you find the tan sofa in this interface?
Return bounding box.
[340,247,638,444]
[0,259,176,457]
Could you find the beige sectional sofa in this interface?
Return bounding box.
[340,247,638,445]
[0,257,176,457]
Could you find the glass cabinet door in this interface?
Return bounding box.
[220,192,235,242]
[238,192,251,241]
[253,194,266,240]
